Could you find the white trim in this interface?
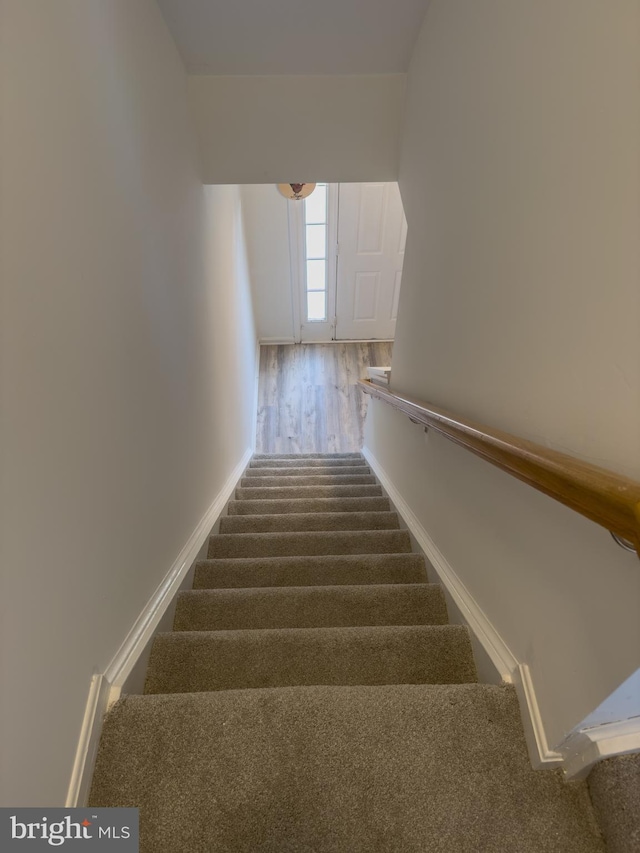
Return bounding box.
[362,444,565,770]
[512,664,563,768]
[104,446,253,702]
[65,447,252,807]
[362,446,517,682]
[326,182,339,333]
[287,200,303,343]
[65,674,111,807]
[562,716,640,779]
[337,338,395,344]
[252,338,260,452]
[259,338,395,346]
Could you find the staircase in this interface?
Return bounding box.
[90,453,605,852]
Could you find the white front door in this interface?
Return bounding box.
[335,182,407,341]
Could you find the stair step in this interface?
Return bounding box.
[244,465,370,477]
[235,484,383,500]
[90,685,604,853]
[227,496,392,515]
[90,446,606,851]
[240,474,377,487]
[219,511,400,534]
[588,753,640,852]
[249,457,368,468]
[207,529,411,558]
[194,553,429,589]
[253,452,363,460]
[174,584,447,631]
[144,625,477,694]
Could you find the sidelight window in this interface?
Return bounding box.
[304,183,328,322]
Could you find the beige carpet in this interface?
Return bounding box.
[90,453,606,852]
[588,752,640,852]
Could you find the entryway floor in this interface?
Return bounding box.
[256,342,393,454]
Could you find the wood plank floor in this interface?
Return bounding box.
[256,342,393,454]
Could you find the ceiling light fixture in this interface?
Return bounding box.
[277,182,316,200]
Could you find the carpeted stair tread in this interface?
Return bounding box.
[219,511,400,534]
[253,452,364,459]
[227,496,392,515]
[235,484,383,500]
[249,457,368,468]
[91,452,607,850]
[244,465,371,477]
[174,583,447,631]
[207,529,411,558]
[194,553,429,589]
[240,474,377,487]
[144,624,477,693]
[588,753,640,852]
[89,684,605,853]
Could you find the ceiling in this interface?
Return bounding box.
[156,0,431,76]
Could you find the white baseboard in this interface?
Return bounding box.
[561,716,640,779]
[512,664,563,768]
[252,338,260,452]
[362,445,563,770]
[65,446,252,807]
[332,338,395,344]
[65,674,111,808]
[258,338,394,346]
[362,447,517,683]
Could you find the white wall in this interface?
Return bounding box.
[581,669,640,729]
[241,185,295,342]
[189,74,406,184]
[365,0,640,748]
[0,0,256,806]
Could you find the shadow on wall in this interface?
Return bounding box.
[579,670,640,730]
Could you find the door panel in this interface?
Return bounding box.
[354,272,380,320]
[335,182,406,340]
[356,184,386,253]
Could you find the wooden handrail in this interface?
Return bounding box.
[359,379,640,556]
